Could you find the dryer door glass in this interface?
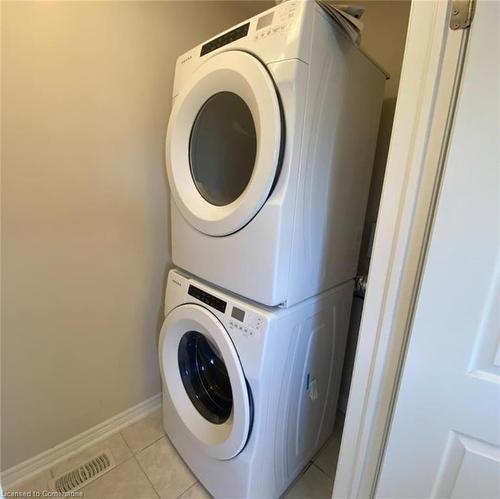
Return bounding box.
[190,92,257,207]
[178,331,233,424]
[165,51,283,236]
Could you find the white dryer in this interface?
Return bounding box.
[166,1,386,306]
[159,269,353,498]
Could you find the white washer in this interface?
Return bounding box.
[159,269,353,498]
[166,1,386,307]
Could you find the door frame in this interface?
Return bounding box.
[333,0,471,497]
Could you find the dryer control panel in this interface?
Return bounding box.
[253,1,298,41]
[200,22,250,56]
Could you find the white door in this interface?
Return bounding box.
[159,303,252,460]
[165,50,283,237]
[376,1,500,497]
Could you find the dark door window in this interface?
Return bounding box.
[178,331,233,424]
[189,92,257,206]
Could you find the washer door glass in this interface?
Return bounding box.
[190,92,257,207]
[178,331,233,424]
[159,303,252,460]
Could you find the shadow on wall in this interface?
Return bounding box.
[358,97,397,276]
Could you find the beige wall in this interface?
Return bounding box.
[354,0,412,274]
[1,0,270,470]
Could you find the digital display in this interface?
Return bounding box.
[231,306,245,322]
[257,12,274,30]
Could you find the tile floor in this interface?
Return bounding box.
[6,409,343,498]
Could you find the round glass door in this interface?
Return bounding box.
[178,331,233,424]
[190,92,257,207]
[166,50,283,236]
[159,303,251,460]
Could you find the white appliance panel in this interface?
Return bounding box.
[167,1,386,306]
[160,270,353,498]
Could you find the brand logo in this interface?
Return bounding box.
[180,55,192,65]
[172,279,182,287]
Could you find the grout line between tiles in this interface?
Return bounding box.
[133,455,161,499]
[313,460,330,477]
[310,461,335,481]
[132,433,166,456]
[118,432,134,455]
[175,480,198,499]
[119,429,135,455]
[280,461,313,498]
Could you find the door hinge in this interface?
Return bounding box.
[450,0,476,30]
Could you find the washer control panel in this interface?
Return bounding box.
[178,276,265,339]
[228,305,264,338]
[188,284,226,313]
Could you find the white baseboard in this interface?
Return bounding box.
[1,393,162,490]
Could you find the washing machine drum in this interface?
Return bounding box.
[159,304,252,460]
[166,50,284,236]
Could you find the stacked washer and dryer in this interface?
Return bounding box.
[159,1,386,497]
